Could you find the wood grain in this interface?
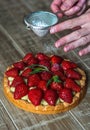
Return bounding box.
[0,0,90,130]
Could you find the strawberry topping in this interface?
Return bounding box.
[65,78,81,92]
[28,74,41,87]
[28,88,43,106]
[5,52,83,106]
[44,89,58,106]
[22,53,33,63]
[21,68,32,78]
[11,76,24,87]
[14,83,28,99]
[51,55,63,64]
[54,71,66,81]
[13,61,25,70]
[51,82,63,91]
[39,60,51,70]
[5,68,19,77]
[51,63,60,72]
[65,69,81,80]
[27,57,38,65]
[59,88,73,103]
[38,80,47,92]
[62,60,77,70]
[36,52,50,61]
[40,71,52,81]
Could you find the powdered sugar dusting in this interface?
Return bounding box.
[31,18,48,27]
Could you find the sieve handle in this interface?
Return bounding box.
[26,25,31,30]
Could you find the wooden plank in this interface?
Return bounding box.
[0,101,17,130]
[0,0,90,130]
[0,98,86,130]
[20,113,85,130]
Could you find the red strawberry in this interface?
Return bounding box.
[11,76,24,87]
[40,71,52,81]
[54,71,66,81]
[36,52,49,61]
[51,63,60,72]
[44,89,58,106]
[50,82,63,91]
[28,74,41,87]
[13,61,25,70]
[65,78,81,92]
[66,69,81,80]
[39,60,51,70]
[50,55,63,64]
[28,88,43,106]
[62,60,77,70]
[22,53,33,63]
[59,88,73,103]
[21,68,32,78]
[14,83,28,99]
[28,57,38,65]
[38,80,47,91]
[5,68,18,77]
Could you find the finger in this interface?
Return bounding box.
[64,0,86,16]
[62,0,65,2]
[64,34,90,52]
[64,6,81,16]
[55,27,90,48]
[61,0,78,11]
[77,4,86,15]
[50,14,89,34]
[50,0,62,13]
[79,44,90,56]
[63,0,86,15]
[76,0,86,15]
[76,0,86,8]
[50,0,63,17]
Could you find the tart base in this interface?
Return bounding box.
[3,67,87,114]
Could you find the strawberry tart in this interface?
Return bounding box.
[3,53,86,114]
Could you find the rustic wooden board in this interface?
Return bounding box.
[0,101,17,130]
[0,0,90,130]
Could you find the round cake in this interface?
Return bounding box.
[3,52,86,114]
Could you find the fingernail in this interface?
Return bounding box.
[79,52,82,56]
[50,28,55,34]
[55,42,59,48]
[64,47,68,52]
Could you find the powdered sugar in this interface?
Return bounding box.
[31,18,48,27]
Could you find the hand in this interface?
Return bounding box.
[51,0,87,16]
[50,0,63,17]
[50,8,90,56]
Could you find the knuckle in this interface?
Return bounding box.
[70,44,75,49]
[67,20,75,29]
[74,31,81,39]
[64,1,72,8]
[82,36,88,43]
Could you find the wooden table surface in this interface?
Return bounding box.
[0,0,90,130]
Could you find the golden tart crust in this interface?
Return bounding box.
[3,67,86,114]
